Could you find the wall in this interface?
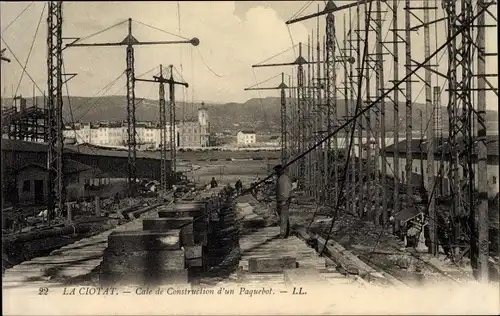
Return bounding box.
[237,133,256,145]
[384,156,499,197]
[2,146,167,205]
[16,166,49,204]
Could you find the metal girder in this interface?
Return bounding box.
[325,10,337,205]
[158,65,167,190]
[47,1,64,220]
[125,26,137,194]
[168,65,177,180]
[297,43,307,190]
[66,18,198,197]
[443,0,475,261]
[286,0,379,25]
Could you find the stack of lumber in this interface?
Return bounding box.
[157,201,208,268]
[99,229,187,286]
[205,199,240,270]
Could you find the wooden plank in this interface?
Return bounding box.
[184,245,202,259]
[107,229,181,252]
[186,258,203,267]
[248,256,297,273]
[102,250,185,271]
[283,268,331,288]
[143,217,193,231]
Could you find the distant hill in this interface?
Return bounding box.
[2,96,498,135]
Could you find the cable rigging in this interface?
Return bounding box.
[196,47,224,78]
[14,2,46,98]
[1,1,35,33]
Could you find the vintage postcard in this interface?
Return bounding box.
[1,0,499,315]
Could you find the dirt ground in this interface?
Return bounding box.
[184,160,279,187]
[283,203,500,285]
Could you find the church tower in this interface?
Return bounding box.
[198,102,208,127]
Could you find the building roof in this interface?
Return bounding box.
[238,130,256,134]
[1,139,162,160]
[16,159,93,175]
[385,135,499,157]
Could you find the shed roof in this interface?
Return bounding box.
[1,139,162,160]
[385,135,499,157]
[238,130,256,134]
[16,159,93,175]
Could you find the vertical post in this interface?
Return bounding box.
[323,36,329,204]
[47,1,64,221]
[348,8,356,216]
[356,2,364,217]
[280,72,287,166]
[392,0,400,227]
[365,32,371,219]
[158,64,167,190]
[289,72,297,181]
[316,13,323,201]
[404,0,413,201]
[433,86,443,195]
[343,14,350,216]
[126,18,137,196]
[67,202,72,223]
[424,0,437,255]
[476,0,489,282]
[169,65,177,177]
[95,196,101,217]
[306,34,312,196]
[376,0,385,225]
[326,5,337,205]
[297,43,306,190]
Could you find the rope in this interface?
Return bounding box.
[319,4,490,256]
[1,1,34,33]
[306,0,376,233]
[246,73,283,89]
[254,45,299,65]
[0,39,45,99]
[14,2,45,98]
[74,19,128,44]
[251,69,269,127]
[196,47,224,77]
[289,0,314,21]
[133,20,189,40]
[287,26,298,57]
[75,71,126,122]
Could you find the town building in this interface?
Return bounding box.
[62,105,210,150]
[237,130,256,145]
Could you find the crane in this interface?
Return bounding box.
[244,73,290,166]
[66,18,198,196]
[136,65,188,190]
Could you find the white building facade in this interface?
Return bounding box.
[237,131,256,145]
[62,106,209,150]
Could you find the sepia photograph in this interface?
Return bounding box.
[1,0,499,315]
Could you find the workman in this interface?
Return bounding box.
[210,177,218,188]
[235,179,243,195]
[274,165,293,238]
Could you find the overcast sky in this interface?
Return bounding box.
[1,1,498,111]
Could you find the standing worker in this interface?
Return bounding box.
[235,179,243,195]
[210,177,218,188]
[274,165,293,239]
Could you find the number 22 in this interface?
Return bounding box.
[38,287,48,295]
